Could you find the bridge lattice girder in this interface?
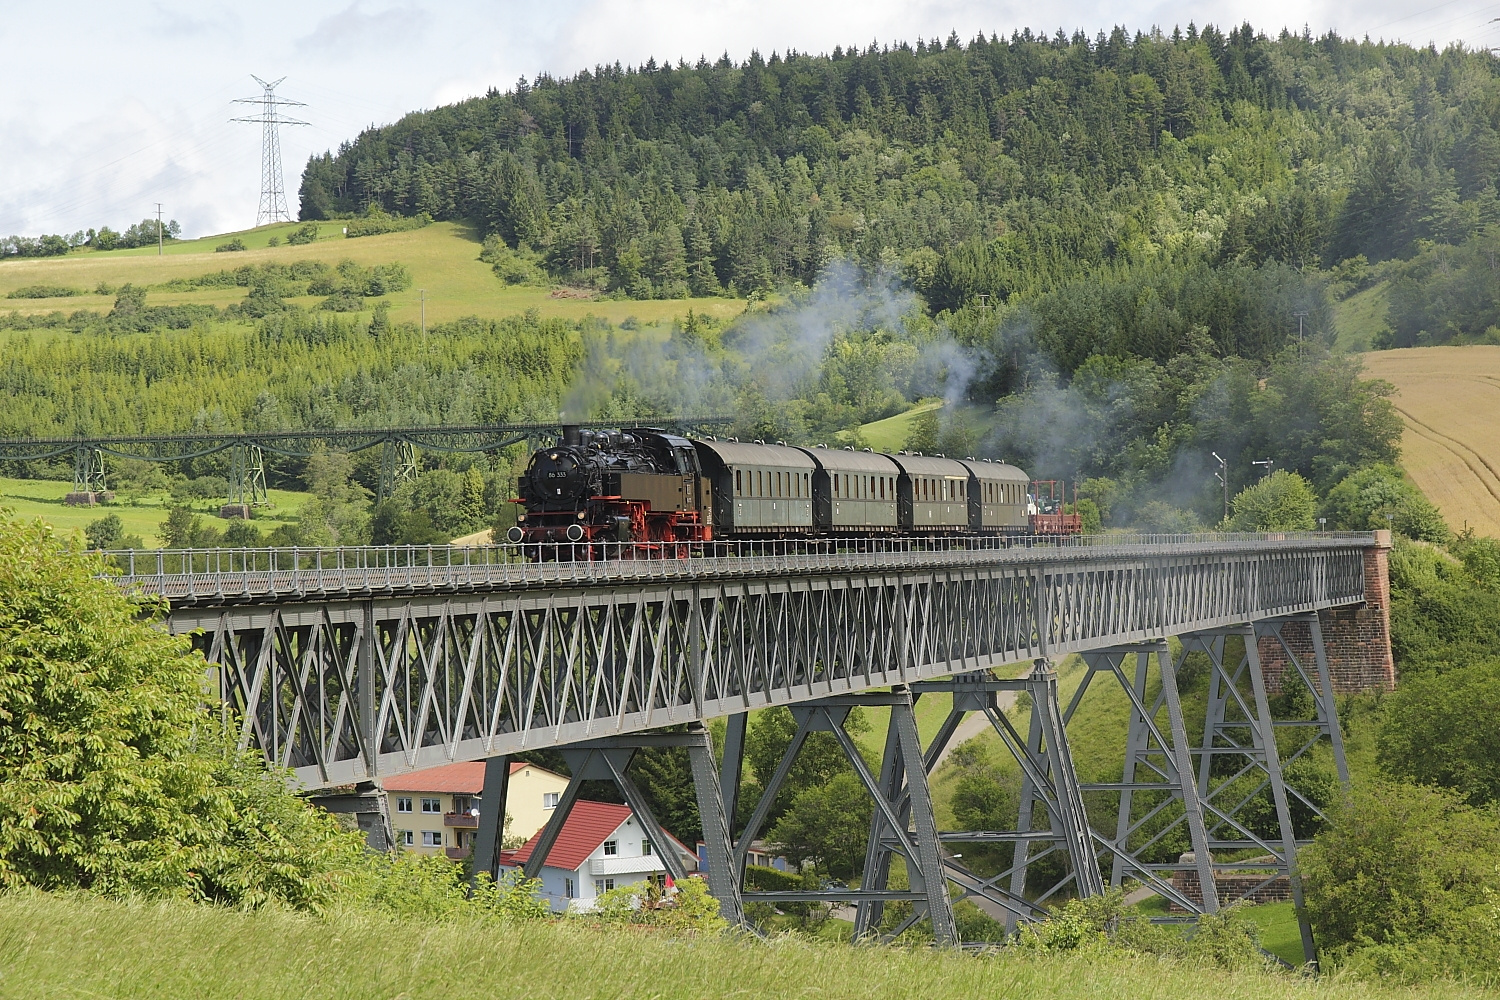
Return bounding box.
[159,538,1371,790]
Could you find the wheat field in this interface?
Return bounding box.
[1361,346,1500,537]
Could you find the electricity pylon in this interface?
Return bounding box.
[233,76,308,227]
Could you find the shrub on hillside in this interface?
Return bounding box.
[1298,780,1500,983]
[1388,538,1500,674]
[480,235,548,286]
[343,207,432,238]
[6,284,80,299]
[1018,890,1267,970]
[285,223,320,246]
[1378,659,1500,806]
[1228,470,1317,531]
[0,511,365,907]
[589,875,726,932]
[215,239,247,252]
[1321,464,1449,542]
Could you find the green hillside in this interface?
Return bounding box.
[0,221,747,330]
[856,401,943,452]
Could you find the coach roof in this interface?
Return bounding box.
[796,445,902,474]
[958,459,1030,484]
[889,453,971,478]
[693,440,816,469]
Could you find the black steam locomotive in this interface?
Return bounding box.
[510,427,1080,557]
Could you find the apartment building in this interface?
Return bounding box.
[382,760,568,859]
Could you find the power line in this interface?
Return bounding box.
[232,75,308,227]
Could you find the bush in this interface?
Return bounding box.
[1228,470,1316,531]
[84,514,124,550]
[587,875,726,931]
[285,223,320,246]
[1321,464,1448,542]
[1388,538,1500,674]
[215,239,247,252]
[0,511,365,906]
[1018,890,1266,971]
[1298,780,1500,983]
[1378,659,1500,806]
[480,235,548,286]
[343,208,432,238]
[6,284,80,299]
[319,291,364,312]
[158,507,224,548]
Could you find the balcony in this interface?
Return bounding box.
[444,812,479,828]
[446,846,471,861]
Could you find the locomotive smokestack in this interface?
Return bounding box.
[561,424,582,447]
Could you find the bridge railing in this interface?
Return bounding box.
[100,531,1376,603]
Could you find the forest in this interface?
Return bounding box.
[299,25,1500,344]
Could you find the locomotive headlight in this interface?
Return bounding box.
[576,511,586,518]
[516,514,525,521]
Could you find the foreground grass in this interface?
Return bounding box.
[0,892,1487,1000]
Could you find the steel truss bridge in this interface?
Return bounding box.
[118,532,1373,961]
[0,418,728,501]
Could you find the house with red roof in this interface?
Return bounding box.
[499,800,698,912]
[382,760,568,859]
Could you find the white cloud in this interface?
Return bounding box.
[2,0,1496,238]
[295,3,430,53]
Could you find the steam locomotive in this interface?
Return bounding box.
[508,427,1080,557]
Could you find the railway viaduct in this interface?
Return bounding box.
[113,531,1394,961]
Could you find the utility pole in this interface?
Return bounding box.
[1212,451,1228,526]
[232,76,309,227]
[1293,311,1308,357]
[1252,458,1275,478]
[155,203,164,256]
[420,289,426,342]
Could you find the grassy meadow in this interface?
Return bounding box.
[0,476,311,547]
[852,400,944,452]
[1331,284,1391,354]
[0,890,1485,1000]
[0,220,749,329]
[1359,346,1500,537]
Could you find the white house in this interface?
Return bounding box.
[499,800,696,912]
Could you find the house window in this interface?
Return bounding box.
[400,829,414,847]
[602,840,618,856]
[421,797,441,814]
[595,878,615,895]
[422,830,442,847]
[565,878,575,899]
[453,796,472,814]
[642,839,653,855]
[543,792,560,809]
[396,796,413,813]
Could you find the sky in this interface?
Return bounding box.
[3,0,1498,240]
